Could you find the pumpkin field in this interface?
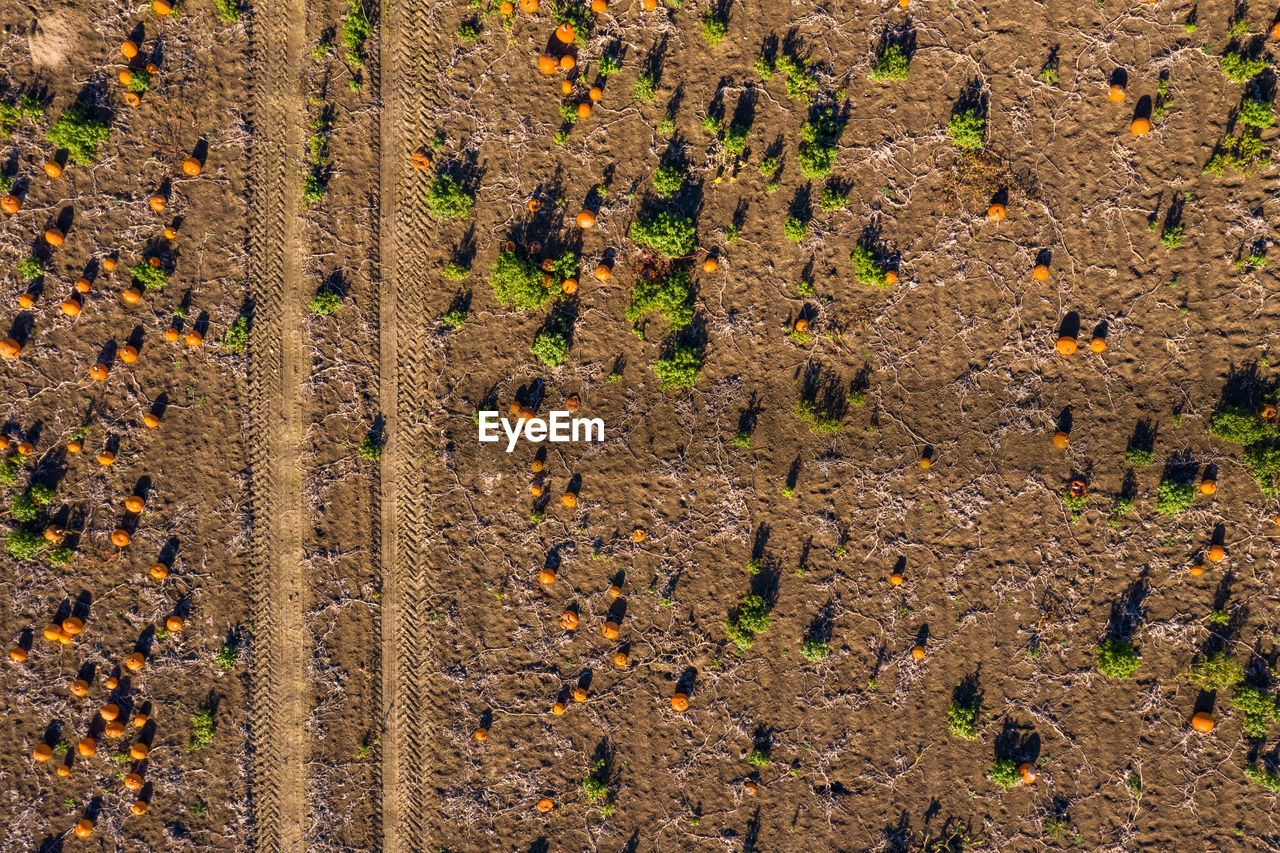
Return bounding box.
[1,0,1279,850]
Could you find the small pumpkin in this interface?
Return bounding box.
[1199,478,1216,495]
[601,620,620,640]
[131,800,148,816]
[120,345,139,364]
[555,23,575,43]
[474,727,489,741]
[185,330,204,347]
[149,194,167,212]
[539,568,556,584]
[121,40,139,58]
[74,819,93,838]
[561,492,577,508]
[125,495,145,513]
[1108,84,1125,102]
[62,616,83,635]
[1190,711,1214,733]
[1018,762,1037,784]
[164,226,178,240]
[132,713,149,728]
[576,209,596,229]
[123,287,143,304]
[9,645,27,662]
[1032,263,1049,281]
[631,527,646,543]
[150,562,170,579]
[551,701,565,715]
[499,1,514,13]
[153,0,172,14]
[889,572,904,585]
[594,264,611,280]
[0,195,19,214]
[1068,480,1087,498]
[164,327,180,342]
[125,92,142,108]
[986,203,1006,221]
[1090,337,1106,353]
[44,228,64,246]
[124,772,144,790]
[17,293,35,309]
[538,55,557,75]
[565,394,580,412]
[1130,117,1151,136]
[703,257,718,272]
[74,277,92,293]
[911,644,925,660]
[70,678,90,697]
[90,363,110,381]
[67,440,82,454]
[1055,335,1077,355]
[530,483,542,496]
[101,257,117,271]
[560,610,578,631]
[100,703,120,722]
[16,441,34,456]
[55,763,71,777]
[112,529,132,548]
[45,525,64,543]
[536,797,554,813]
[77,737,97,757]
[671,692,689,712]
[794,318,809,333]
[589,86,603,101]
[520,0,538,10]
[884,270,899,285]
[1260,404,1278,421]
[577,102,591,119]
[0,338,19,359]
[166,615,184,632]
[1208,544,1225,562]
[607,584,622,598]
[182,157,202,176]
[104,720,126,738]
[613,650,627,667]
[130,741,149,760]
[32,744,52,762]
[591,0,606,11]
[559,54,576,71]
[572,686,588,702]
[97,450,116,466]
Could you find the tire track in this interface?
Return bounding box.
[246,0,309,849]
[379,4,449,851]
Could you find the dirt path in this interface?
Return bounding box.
[379,5,449,851]
[246,0,309,850]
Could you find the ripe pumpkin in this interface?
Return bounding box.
[130,741,149,760]
[164,226,178,240]
[538,55,557,74]
[1018,762,1037,784]
[576,209,596,229]
[671,692,689,712]
[411,150,431,170]
[577,102,591,119]
[1032,263,1049,281]
[42,625,62,642]
[112,529,131,547]
[559,80,572,95]
[520,0,538,10]
[149,194,167,212]
[74,277,91,293]
[125,495,145,513]
[530,483,542,496]
[185,330,204,347]
[90,363,110,381]
[62,616,83,635]
[121,40,139,58]
[124,772,143,790]
[104,721,125,738]
[164,327,180,342]
[889,572,904,585]
[919,456,931,470]
[120,345,139,364]
[1208,544,1225,562]
[32,744,52,762]
[9,645,27,662]
[1260,404,1278,421]
[122,287,143,305]
[1130,117,1151,136]
[911,645,925,660]
[100,703,120,722]
[0,338,20,359]
[561,277,577,294]
[17,293,34,309]
[166,615,184,632]
[1190,711,1214,732]
[1068,480,1087,499]
[536,798,554,813]
[631,527,646,542]
[1055,335,1077,355]
[474,727,489,741]
[642,0,656,8]
[0,195,19,214]
[45,525,64,543]
[1108,84,1125,102]
[562,492,577,508]
[794,318,809,333]
[573,686,588,702]
[131,800,148,816]
[119,70,133,86]
[703,257,718,272]
[182,157,202,176]
[150,563,169,579]
[125,92,142,108]
[70,678,89,697]
[591,0,606,11]
[744,780,757,795]
[531,459,544,473]
[132,713,148,728]
[1199,478,1216,495]
[565,394,581,413]
[589,86,603,101]
[97,450,116,466]
[613,650,627,667]
[105,676,118,690]
[555,23,575,43]
[1090,337,1106,353]
[67,440,83,454]
[884,270,899,285]
[16,441,33,456]
[77,737,97,757]
[560,610,578,631]
[499,1,514,13]
[551,701,565,715]
[44,228,64,246]
[154,0,172,14]
[594,264,611,280]
[539,568,556,584]
[560,54,576,71]
[602,621,620,639]
[101,258,116,271]
[74,819,93,838]
[55,763,71,777]
[986,203,1006,221]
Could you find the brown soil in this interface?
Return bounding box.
[3,0,1280,852]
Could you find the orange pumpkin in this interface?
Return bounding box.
[125,495,145,513]
[499,1,514,13]
[889,572,904,585]
[1108,84,1125,102]
[165,615,183,632]
[131,800,148,816]
[911,644,925,660]
[538,55,557,74]
[577,102,591,119]
[153,0,172,14]
[100,703,120,722]
[74,819,93,838]
[1018,762,1037,784]
[125,652,145,672]
[0,338,19,359]
[1190,711,1214,733]
[149,194,166,212]
[70,678,89,697]
[551,701,564,715]
[121,40,139,58]
[576,209,596,229]
[90,363,110,381]
[67,440,82,454]
[1130,117,1151,136]
[0,195,19,214]
[150,563,170,579]
[1208,544,1225,562]
[77,737,97,757]
[474,726,489,741]
[986,203,1006,221]
[44,228,64,246]
[572,686,588,702]
[124,772,144,790]
[613,651,627,667]
[589,86,603,101]
[182,157,202,176]
[17,293,35,309]
[130,741,149,760]
[561,492,577,508]
[122,287,143,305]
[74,277,91,293]
[561,277,578,294]
[539,568,556,584]
[559,80,572,95]
[591,0,606,11]
[164,327,180,342]
[560,610,578,631]
[601,621,620,640]
[631,527,646,542]
[520,0,538,10]
[32,743,52,762]
[97,450,116,466]
[559,54,575,71]
[1032,264,1049,281]
[9,645,27,662]
[61,616,83,635]
[1199,478,1216,495]
[594,264,611,280]
[185,330,204,347]
[1055,335,1077,355]
[111,529,131,547]
[671,692,689,712]
[1090,337,1106,353]
[120,345,139,364]
[536,797,554,813]
[555,23,575,43]
[101,258,117,271]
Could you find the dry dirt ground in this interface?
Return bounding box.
[1,0,1280,852]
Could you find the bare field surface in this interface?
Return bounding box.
[2,0,1280,852]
